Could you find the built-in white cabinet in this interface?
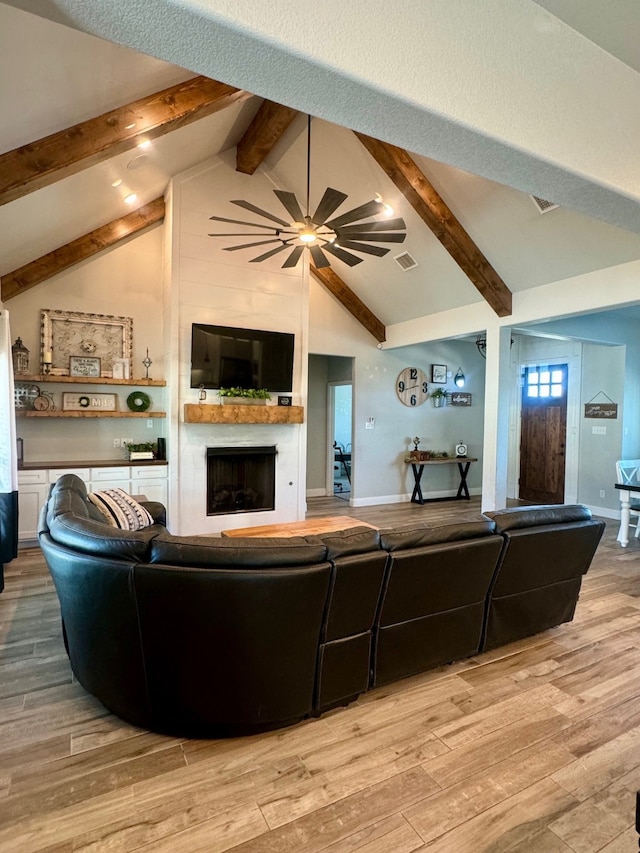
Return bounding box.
[18,463,168,542]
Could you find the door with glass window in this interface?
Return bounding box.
[519,364,568,504]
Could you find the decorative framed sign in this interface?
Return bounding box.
[41,309,133,377]
[448,392,472,406]
[69,356,101,378]
[62,392,117,412]
[431,364,447,384]
[584,403,617,419]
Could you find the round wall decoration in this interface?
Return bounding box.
[396,367,428,407]
[126,391,151,412]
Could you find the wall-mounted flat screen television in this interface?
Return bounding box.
[190,323,295,392]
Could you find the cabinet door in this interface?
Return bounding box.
[18,484,48,541]
[133,478,167,506]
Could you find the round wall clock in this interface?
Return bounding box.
[396,367,428,407]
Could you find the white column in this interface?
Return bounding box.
[481,325,512,512]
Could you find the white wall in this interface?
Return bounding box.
[8,227,166,463]
[309,280,486,505]
[168,154,308,535]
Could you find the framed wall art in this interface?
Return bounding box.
[41,309,133,377]
[69,356,101,378]
[431,364,447,384]
[62,392,117,412]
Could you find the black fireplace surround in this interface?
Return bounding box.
[206,445,276,516]
[39,474,604,738]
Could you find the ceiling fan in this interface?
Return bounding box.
[208,116,407,269]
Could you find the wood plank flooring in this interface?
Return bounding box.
[2,497,640,851]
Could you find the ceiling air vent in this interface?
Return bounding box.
[530,195,559,214]
[394,251,418,271]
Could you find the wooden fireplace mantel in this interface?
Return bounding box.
[183,403,304,425]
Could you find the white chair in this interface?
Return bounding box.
[615,460,640,545]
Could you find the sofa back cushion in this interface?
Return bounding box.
[380,519,496,552]
[47,513,161,561]
[485,504,591,533]
[149,531,327,568]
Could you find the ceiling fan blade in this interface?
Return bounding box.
[336,231,406,243]
[338,218,406,233]
[337,240,389,256]
[221,238,284,252]
[281,246,305,268]
[324,200,385,229]
[249,243,290,263]
[274,191,305,224]
[309,245,331,268]
[209,215,280,231]
[209,231,297,237]
[311,188,348,225]
[322,243,364,267]
[231,199,290,227]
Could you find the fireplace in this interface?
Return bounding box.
[206,446,277,516]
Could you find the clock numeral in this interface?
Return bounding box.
[398,381,405,392]
[410,394,417,406]
[422,382,428,393]
[409,368,417,380]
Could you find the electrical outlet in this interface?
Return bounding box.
[599,490,605,498]
[113,438,121,448]
[123,437,132,447]
[592,425,607,435]
[147,418,153,428]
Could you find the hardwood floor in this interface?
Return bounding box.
[2,499,640,852]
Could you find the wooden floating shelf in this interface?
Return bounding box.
[16,411,166,419]
[15,375,166,386]
[184,403,304,424]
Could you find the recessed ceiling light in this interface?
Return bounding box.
[125,122,136,130]
[111,178,122,188]
[124,193,138,205]
[137,139,151,150]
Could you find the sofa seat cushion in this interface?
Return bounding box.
[149,531,328,568]
[88,489,154,531]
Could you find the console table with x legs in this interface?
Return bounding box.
[405,457,478,505]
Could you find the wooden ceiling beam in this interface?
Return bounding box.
[354,133,512,317]
[311,264,385,343]
[0,77,252,206]
[1,197,165,301]
[236,101,298,174]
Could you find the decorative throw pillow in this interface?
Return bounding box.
[88,488,154,531]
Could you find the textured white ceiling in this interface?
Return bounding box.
[1,1,640,327]
[4,0,640,234]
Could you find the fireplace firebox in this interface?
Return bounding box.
[206,446,277,516]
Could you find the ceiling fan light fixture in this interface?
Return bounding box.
[208,116,406,269]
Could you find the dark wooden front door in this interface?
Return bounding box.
[519,364,568,504]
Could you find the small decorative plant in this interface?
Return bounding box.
[430,387,446,399]
[124,442,157,452]
[218,387,271,399]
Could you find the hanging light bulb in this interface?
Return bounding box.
[454,367,465,387]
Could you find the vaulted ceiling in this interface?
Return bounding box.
[1,0,639,334]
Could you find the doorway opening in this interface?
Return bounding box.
[330,382,352,500]
[519,364,568,504]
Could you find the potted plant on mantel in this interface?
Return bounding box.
[218,387,271,406]
[430,387,447,408]
[124,441,157,461]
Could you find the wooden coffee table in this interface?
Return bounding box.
[221,515,377,538]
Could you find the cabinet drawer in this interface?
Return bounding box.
[131,465,167,480]
[48,468,88,484]
[91,466,130,482]
[18,469,47,485]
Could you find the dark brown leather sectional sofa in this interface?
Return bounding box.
[39,474,604,737]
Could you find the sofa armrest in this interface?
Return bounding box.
[140,501,166,526]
